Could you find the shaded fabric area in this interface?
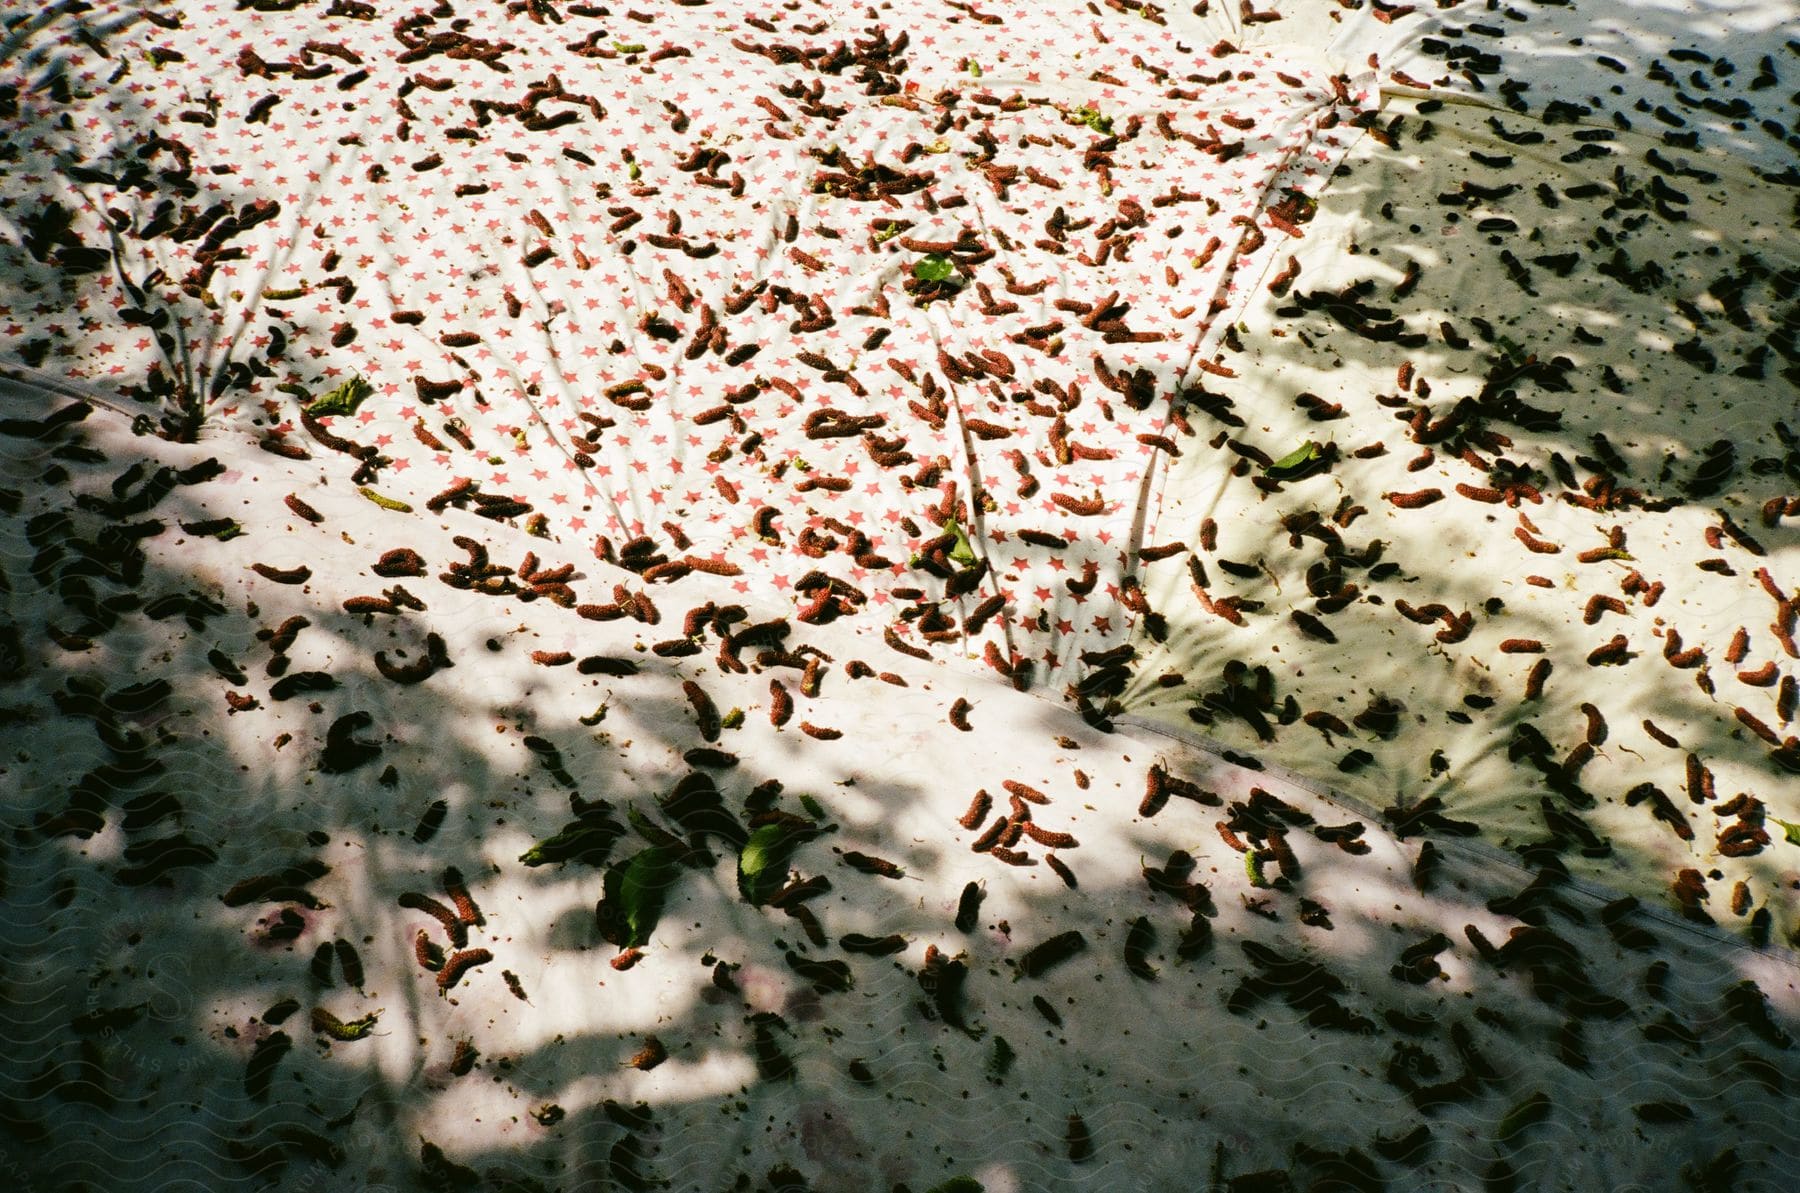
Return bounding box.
[1123,0,1800,949]
[2,2,1799,1192]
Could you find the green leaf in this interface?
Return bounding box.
[913,253,957,282]
[519,815,622,868]
[738,823,803,906]
[1072,106,1113,134]
[942,515,976,566]
[626,805,683,850]
[599,847,678,947]
[305,375,372,419]
[1266,440,1322,479]
[1775,818,1800,846]
[1270,442,1319,471]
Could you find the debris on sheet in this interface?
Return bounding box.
[1,2,1797,1191]
[1123,1,1800,960]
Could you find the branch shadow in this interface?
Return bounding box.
[2,6,1799,1193]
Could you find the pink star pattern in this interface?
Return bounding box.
[3,0,1371,697]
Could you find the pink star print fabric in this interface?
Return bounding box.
[3,0,1370,702]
